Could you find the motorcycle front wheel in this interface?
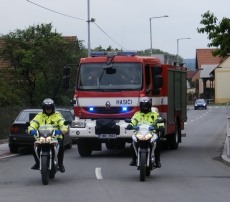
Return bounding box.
[41,156,50,185]
[140,152,146,181]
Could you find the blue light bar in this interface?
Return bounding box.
[89,107,94,111]
[90,51,137,57]
[117,51,137,56]
[90,52,107,57]
[122,107,128,112]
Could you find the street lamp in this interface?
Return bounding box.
[150,15,168,56]
[87,0,96,57]
[177,38,191,63]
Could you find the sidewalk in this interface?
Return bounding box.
[0,139,12,158]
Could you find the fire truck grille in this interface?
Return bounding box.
[83,107,134,114]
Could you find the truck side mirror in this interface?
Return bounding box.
[62,66,70,89]
[70,100,76,105]
[63,66,70,75]
[152,65,162,95]
[62,76,70,90]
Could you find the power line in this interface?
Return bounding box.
[27,0,127,50]
[27,0,85,21]
[93,22,127,50]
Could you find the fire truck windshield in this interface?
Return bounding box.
[77,63,142,90]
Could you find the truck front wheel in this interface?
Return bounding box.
[77,139,92,157]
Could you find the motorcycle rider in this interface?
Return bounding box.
[28,98,68,173]
[127,96,164,168]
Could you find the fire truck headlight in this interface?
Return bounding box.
[71,120,86,128]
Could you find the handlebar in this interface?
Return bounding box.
[29,129,62,136]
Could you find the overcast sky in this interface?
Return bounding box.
[1,0,229,59]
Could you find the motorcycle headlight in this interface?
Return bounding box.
[40,136,51,143]
[136,132,143,140]
[46,136,51,143]
[40,137,45,143]
[144,133,152,140]
[136,132,152,140]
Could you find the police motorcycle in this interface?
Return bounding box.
[29,121,69,185]
[125,118,164,181]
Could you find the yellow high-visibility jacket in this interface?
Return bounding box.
[28,112,68,139]
[130,111,165,128]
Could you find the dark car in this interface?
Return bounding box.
[194,99,207,110]
[8,108,74,153]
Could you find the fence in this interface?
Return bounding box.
[0,106,24,140]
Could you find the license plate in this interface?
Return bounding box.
[98,134,117,139]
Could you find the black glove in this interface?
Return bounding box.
[127,124,133,130]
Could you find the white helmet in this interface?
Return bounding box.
[151,107,159,113]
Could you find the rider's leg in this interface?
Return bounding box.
[129,143,137,166]
[154,138,161,168]
[31,146,40,170]
[58,139,65,173]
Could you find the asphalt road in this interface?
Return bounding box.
[1,106,230,202]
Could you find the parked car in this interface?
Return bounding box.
[194,99,207,110]
[8,108,74,153]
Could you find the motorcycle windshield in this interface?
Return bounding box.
[136,121,152,126]
[37,124,56,137]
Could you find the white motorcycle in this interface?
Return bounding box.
[126,118,164,181]
[30,123,67,185]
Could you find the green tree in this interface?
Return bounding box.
[92,45,119,52]
[0,23,86,106]
[197,11,230,57]
[0,69,22,106]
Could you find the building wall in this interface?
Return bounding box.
[219,57,230,68]
[215,68,230,103]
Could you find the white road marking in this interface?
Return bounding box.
[0,154,18,159]
[95,167,103,179]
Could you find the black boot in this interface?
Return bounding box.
[155,140,161,168]
[58,164,65,173]
[58,154,65,173]
[129,158,136,166]
[58,140,65,173]
[32,147,39,170]
[155,160,161,168]
[31,162,39,170]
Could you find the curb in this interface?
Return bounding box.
[0,139,8,145]
[221,137,230,167]
[221,154,230,166]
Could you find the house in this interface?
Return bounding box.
[186,71,198,103]
[195,49,223,101]
[210,55,230,103]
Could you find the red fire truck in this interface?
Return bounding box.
[62,51,187,156]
